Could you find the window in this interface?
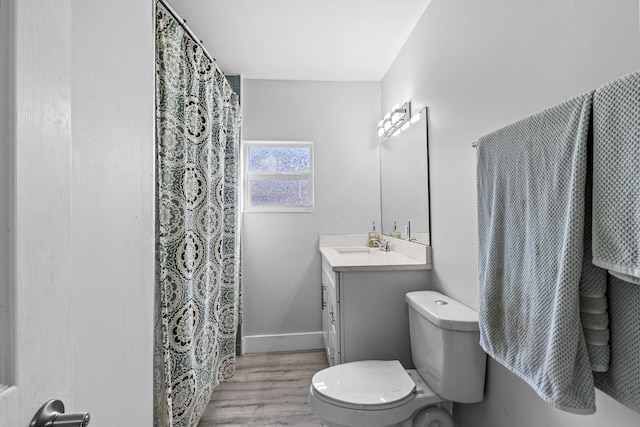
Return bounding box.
[243,141,314,212]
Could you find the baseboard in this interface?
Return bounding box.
[242,331,324,354]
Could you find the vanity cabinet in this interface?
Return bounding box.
[321,256,429,368]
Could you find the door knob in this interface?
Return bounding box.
[30,399,90,427]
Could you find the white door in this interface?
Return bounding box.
[2,1,156,425]
[0,1,77,425]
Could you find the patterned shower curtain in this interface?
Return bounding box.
[154,3,242,426]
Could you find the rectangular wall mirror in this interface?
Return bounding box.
[380,107,431,245]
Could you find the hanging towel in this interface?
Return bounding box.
[477,91,599,414]
[593,276,640,414]
[592,71,640,285]
[579,145,610,373]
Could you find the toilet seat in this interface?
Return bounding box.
[311,360,416,408]
[308,362,444,427]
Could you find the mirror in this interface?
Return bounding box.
[380,107,430,245]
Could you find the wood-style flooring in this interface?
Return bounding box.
[198,350,329,426]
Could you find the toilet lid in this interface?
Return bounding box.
[311,360,416,406]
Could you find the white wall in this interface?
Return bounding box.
[381,0,640,425]
[69,1,155,424]
[241,79,381,352]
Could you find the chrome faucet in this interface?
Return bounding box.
[370,239,390,252]
[404,220,411,241]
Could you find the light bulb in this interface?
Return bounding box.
[377,127,384,137]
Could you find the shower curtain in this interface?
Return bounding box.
[154,3,242,426]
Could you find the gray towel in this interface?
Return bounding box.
[593,71,640,284]
[477,92,598,414]
[593,276,640,414]
[579,155,610,373]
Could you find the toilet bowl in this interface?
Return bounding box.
[308,291,486,427]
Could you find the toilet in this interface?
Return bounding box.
[308,291,487,427]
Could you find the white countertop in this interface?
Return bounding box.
[319,234,432,272]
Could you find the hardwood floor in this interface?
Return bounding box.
[198,350,329,426]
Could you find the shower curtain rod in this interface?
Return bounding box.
[157,0,231,87]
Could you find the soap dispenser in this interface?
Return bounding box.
[368,221,380,247]
[390,221,401,239]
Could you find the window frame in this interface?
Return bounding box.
[242,140,315,213]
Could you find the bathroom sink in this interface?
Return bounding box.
[319,235,431,271]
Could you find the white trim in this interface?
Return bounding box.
[242,332,324,354]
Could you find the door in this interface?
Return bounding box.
[0,1,75,425]
[1,1,156,425]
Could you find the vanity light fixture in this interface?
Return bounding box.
[377,101,413,142]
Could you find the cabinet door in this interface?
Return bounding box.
[339,270,428,367]
[323,306,339,366]
[325,284,339,365]
[321,258,340,365]
[321,284,333,363]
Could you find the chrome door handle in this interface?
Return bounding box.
[31,399,90,427]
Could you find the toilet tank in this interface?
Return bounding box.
[405,291,487,403]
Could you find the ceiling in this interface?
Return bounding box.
[166,0,432,81]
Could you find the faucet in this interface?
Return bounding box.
[404,220,411,241]
[369,239,390,252]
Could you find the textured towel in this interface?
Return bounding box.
[477,92,599,414]
[579,149,610,373]
[593,71,640,284]
[593,276,640,414]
